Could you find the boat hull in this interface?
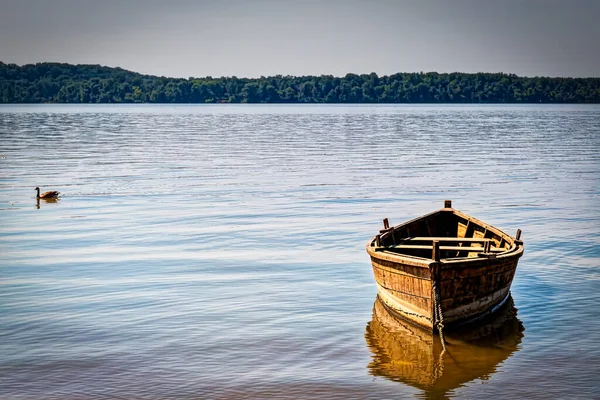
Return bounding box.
[369,252,521,329]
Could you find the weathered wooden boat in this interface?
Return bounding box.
[366,200,524,331]
[365,295,524,396]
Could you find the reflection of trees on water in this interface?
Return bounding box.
[365,295,525,399]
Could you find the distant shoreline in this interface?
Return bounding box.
[1,62,599,104]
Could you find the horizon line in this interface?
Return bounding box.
[2,61,599,80]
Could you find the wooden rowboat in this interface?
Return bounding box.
[366,200,524,331]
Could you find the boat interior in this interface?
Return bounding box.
[373,203,520,261]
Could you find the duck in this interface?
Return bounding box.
[35,187,60,199]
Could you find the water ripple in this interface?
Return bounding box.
[1,104,599,399]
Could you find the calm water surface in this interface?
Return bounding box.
[1,104,599,399]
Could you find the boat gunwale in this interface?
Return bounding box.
[366,206,524,267]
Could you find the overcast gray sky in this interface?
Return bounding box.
[1,0,599,78]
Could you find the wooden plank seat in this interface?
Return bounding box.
[402,237,492,242]
[378,244,504,252]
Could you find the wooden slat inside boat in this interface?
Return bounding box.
[365,200,524,330]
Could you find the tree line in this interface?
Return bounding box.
[1,62,598,103]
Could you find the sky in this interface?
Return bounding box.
[0,0,599,78]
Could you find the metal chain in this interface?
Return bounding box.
[392,307,433,322]
[432,281,447,353]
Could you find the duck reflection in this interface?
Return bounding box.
[36,197,60,209]
[365,295,524,398]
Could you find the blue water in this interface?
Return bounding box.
[1,104,599,399]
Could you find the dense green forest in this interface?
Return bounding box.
[1,62,598,103]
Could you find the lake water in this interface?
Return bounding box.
[1,104,599,399]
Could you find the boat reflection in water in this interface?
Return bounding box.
[365,295,524,398]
